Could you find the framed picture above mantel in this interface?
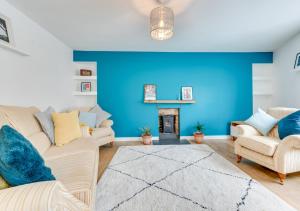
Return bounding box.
[181,86,193,101]
[144,84,156,101]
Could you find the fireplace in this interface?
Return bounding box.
[158,108,180,140]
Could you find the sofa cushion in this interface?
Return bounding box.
[0,125,55,186]
[0,106,51,154]
[89,105,111,126]
[278,110,300,139]
[79,112,97,128]
[92,127,114,138]
[237,136,280,156]
[34,106,55,144]
[45,149,98,207]
[52,111,82,146]
[43,138,96,160]
[0,106,42,137]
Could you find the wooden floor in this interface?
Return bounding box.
[98,139,300,210]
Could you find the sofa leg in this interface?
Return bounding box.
[237,155,242,163]
[277,173,286,185]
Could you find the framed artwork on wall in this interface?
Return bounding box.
[81,82,92,92]
[0,13,14,47]
[294,53,300,71]
[144,84,156,101]
[181,86,193,101]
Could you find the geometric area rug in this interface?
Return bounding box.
[96,145,296,211]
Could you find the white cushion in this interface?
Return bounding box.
[245,108,278,136]
[237,136,280,156]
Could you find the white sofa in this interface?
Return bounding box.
[234,107,300,184]
[0,105,102,210]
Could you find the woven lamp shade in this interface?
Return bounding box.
[150,6,174,40]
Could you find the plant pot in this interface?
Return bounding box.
[194,132,204,144]
[142,135,152,145]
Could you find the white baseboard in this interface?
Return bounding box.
[115,135,231,142]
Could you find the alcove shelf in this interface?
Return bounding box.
[73,91,97,96]
[144,100,196,104]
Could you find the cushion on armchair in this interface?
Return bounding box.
[278,110,300,139]
[245,108,278,136]
[0,125,55,186]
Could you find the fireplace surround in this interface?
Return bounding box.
[158,108,179,140]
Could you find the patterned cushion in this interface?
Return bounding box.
[0,125,55,186]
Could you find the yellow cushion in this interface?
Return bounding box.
[0,176,9,190]
[52,111,82,147]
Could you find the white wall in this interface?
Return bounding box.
[273,33,300,108]
[0,0,89,111]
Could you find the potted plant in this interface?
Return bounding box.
[194,122,205,144]
[140,127,152,145]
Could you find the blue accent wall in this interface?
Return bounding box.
[74,51,273,137]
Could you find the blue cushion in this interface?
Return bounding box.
[79,112,97,128]
[245,108,278,136]
[0,125,55,186]
[278,110,300,139]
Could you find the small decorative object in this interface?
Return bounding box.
[140,127,152,145]
[0,13,14,46]
[81,82,91,92]
[294,53,300,71]
[194,122,205,144]
[80,69,92,76]
[144,84,156,101]
[182,86,193,100]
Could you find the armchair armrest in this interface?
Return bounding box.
[277,135,300,151]
[98,119,113,128]
[0,181,89,211]
[234,124,262,137]
[274,135,300,173]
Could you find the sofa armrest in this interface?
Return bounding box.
[0,181,89,211]
[98,119,113,128]
[81,125,91,137]
[234,124,262,137]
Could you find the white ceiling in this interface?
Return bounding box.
[7,0,300,52]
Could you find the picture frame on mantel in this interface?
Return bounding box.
[144,84,156,101]
[294,52,300,72]
[0,13,14,47]
[181,86,193,101]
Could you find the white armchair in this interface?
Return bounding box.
[234,107,300,184]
